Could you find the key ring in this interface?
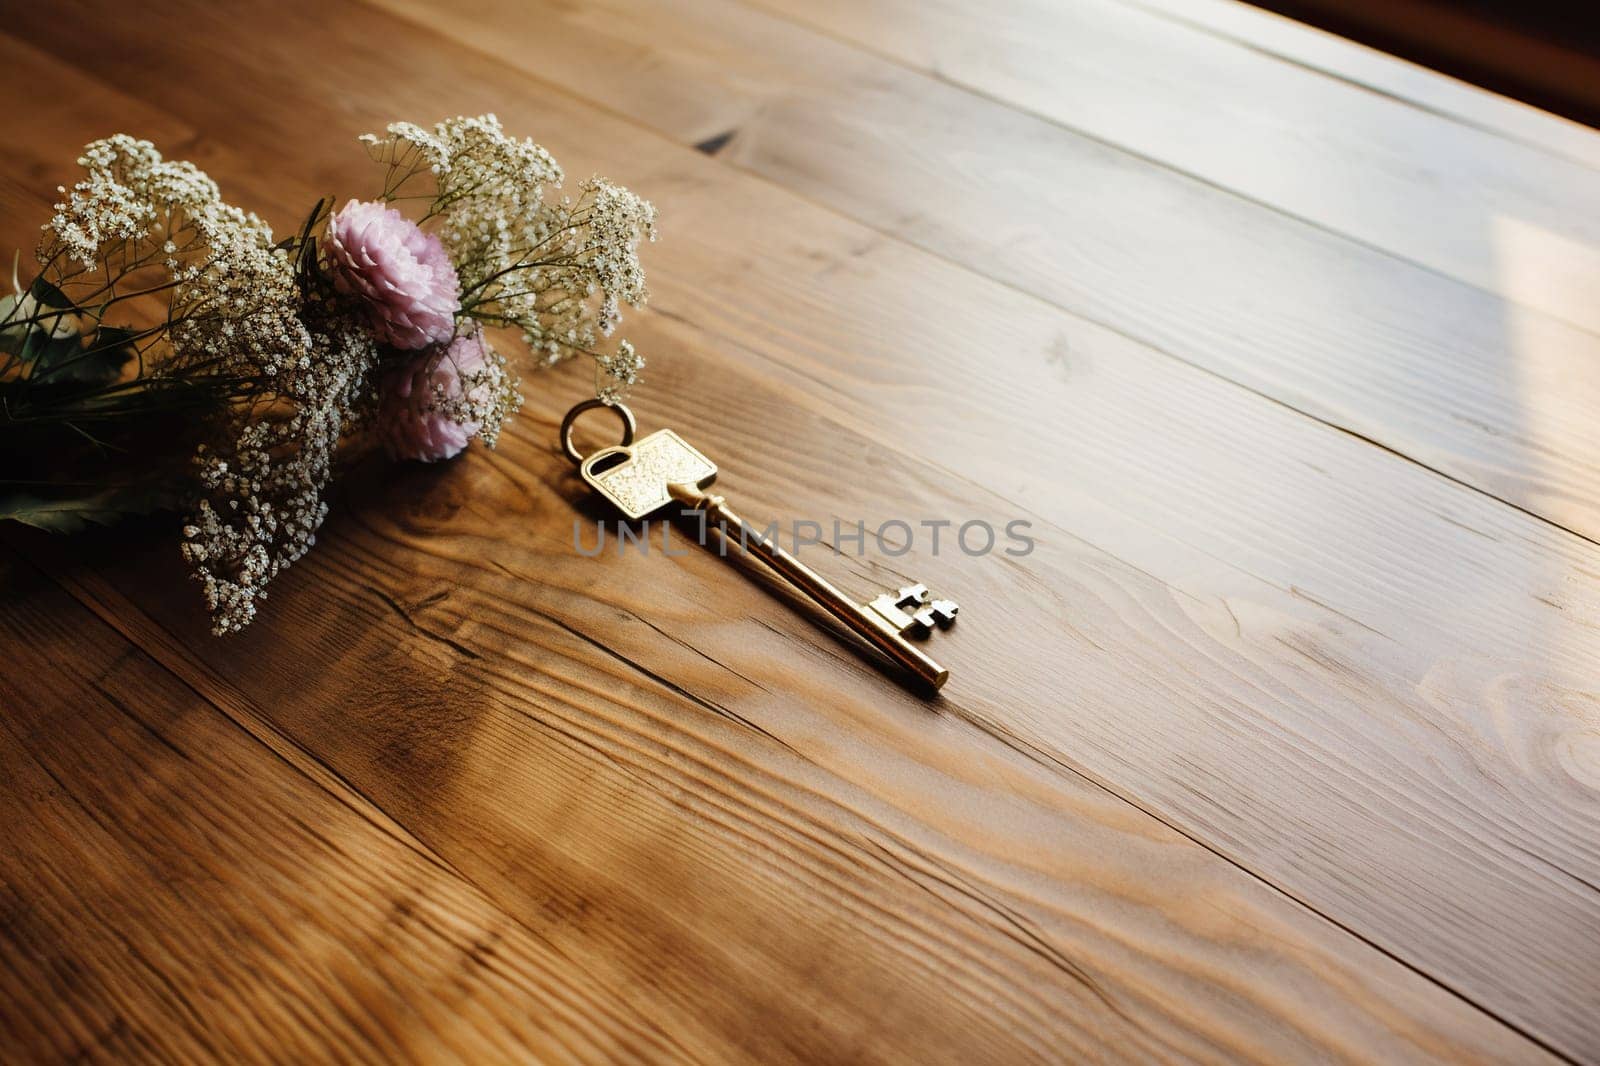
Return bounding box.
[560,400,637,466]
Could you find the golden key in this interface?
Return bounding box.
[560,400,960,691]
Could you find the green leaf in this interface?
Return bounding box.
[0,276,83,361]
[27,274,74,311]
[18,327,77,367]
[0,484,177,533]
[22,325,136,389]
[298,196,333,242]
[75,325,138,383]
[93,324,139,349]
[0,291,23,330]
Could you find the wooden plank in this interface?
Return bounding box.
[1213,0,1600,137]
[735,0,1600,339]
[19,512,1559,1065]
[2,2,1596,1058]
[0,549,709,1063]
[363,0,1600,549]
[1121,0,1600,171]
[0,29,1536,1062]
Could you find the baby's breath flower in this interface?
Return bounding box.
[40,135,383,635]
[595,339,643,403]
[361,115,655,400]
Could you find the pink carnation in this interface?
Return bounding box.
[326,199,460,349]
[378,330,493,462]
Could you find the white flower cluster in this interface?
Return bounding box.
[593,339,643,401]
[44,136,161,268]
[43,135,254,282]
[181,308,378,634]
[170,222,382,633]
[362,114,656,401]
[41,136,381,635]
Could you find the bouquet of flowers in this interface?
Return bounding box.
[0,115,656,633]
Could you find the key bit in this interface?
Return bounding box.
[561,400,961,692]
[866,584,960,638]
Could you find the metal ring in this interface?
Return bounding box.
[560,400,636,466]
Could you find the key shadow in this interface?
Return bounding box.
[670,504,949,700]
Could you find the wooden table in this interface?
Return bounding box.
[2,0,1597,1062]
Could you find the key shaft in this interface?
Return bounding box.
[671,485,948,690]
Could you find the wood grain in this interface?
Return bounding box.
[9,504,1554,1064]
[743,0,1600,339]
[366,0,1600,550]
[1122,0,1600,171]
[1230,0,1600,134]
[0,554,707,1063]
[0,0,1596,1062]
[200,5,1600,1051]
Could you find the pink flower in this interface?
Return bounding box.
[326,199,460,349]
[378,329,493,462]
